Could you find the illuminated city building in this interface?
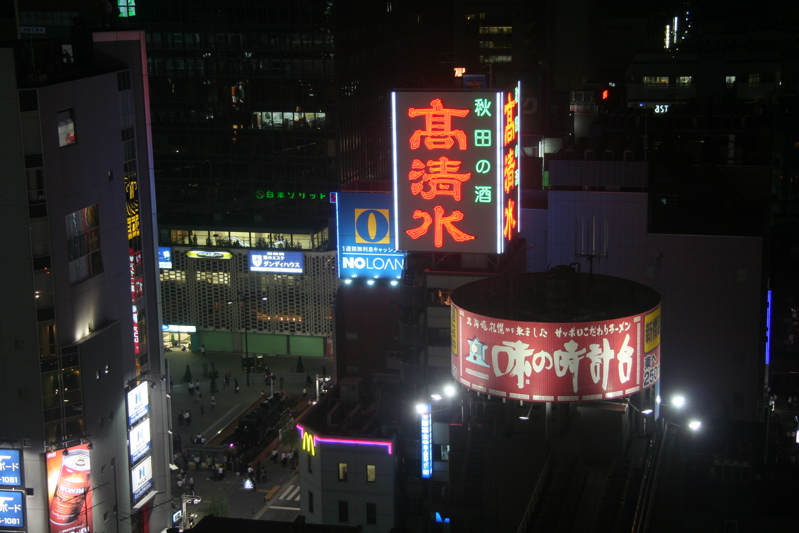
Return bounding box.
[0,30,169,532]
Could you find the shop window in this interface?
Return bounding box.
[338,463,348,481]
[366,465,376,483]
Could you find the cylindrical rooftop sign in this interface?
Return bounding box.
[450,272,661,402]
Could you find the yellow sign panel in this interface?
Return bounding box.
[186,250,233,260]
[644,306,661,353]
[302,432,315,456]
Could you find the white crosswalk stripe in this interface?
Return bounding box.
[281,485,300,501]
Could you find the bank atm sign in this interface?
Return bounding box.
[336,192,406,279]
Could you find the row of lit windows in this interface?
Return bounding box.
[146,32,334,50]
[480,55,512,63]
[168,229,328,251]
[479,26,512,35]
[148,57,334,77]
[336,462,377,483]
[642,74,765,86]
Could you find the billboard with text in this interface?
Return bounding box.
[451,303,661,402]
[336,192,406,279]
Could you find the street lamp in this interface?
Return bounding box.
[227,292,267,386]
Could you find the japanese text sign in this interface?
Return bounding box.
[0,490,24,528]
[392,91,504,253]
[248,251,304,274]
[335,192,406,279]
[0,451,22,487]
[451,303,661,402]
[420,405,432,478]
[502,82,521,241]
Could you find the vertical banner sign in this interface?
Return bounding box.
[420,405,432,478]
[502,82,522,241]
[46,443,93,533]
[392,91,504,254]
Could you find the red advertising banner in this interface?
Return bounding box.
[451,303,661,402]
[46,443,93,533]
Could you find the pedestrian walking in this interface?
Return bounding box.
[217,465,224,481]
[235,377,240,393]
[178,409,184,426]
[306,373,312,386]
[188,382,194,396]
[281,452,287,467]
[200,344,206,355]
[189,476,195,493]
[200,403,204,415]
[279,377,284,392]
[271,449,278,463]
[302,387,307,397]
[211,395,216,409]
[173,433,182,453]
[185,410,192,426]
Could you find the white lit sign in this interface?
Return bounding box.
[420,404,432,478]
[126,382,150,427]
[129,419,151,464]
[248,250,304,274]
[131,456,153,503]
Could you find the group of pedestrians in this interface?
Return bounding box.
[270,448,297,469]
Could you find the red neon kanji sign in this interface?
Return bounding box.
[504,92,517,146]
[409,156,472,201]
[503,199,517,239]
[409,99,470,150]
[406,205,476,248]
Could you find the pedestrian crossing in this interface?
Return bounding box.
[279,484,301,502]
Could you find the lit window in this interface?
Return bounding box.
[57,109,76,147]
[725,75,736,86]
[643,76,669,86]
[748,73,760,83]
[366,465,376,483]
[338,463,348,481]
[677,76,692,86]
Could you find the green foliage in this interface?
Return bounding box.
[278,414,300,452]
[203,493,229,518]
[183,364,192,384]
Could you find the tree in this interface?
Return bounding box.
[278,413,300,453]
[203,493,229,518]
[183,364,192,384]
[295,356,304,373]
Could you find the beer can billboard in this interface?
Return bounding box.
[451,302,661,402]
[46,443,92,533]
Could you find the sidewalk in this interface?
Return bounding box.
[164,348,325,523]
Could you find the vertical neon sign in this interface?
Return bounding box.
[420,404,432,478]
[765,289,772,365]
[502,82,522,241]
[392,92,504,254]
